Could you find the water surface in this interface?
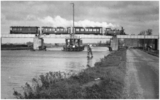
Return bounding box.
[1,47,110,99]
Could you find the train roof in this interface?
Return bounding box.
[42,26,56,28]
[93,27,102,28]
[106,27,111,29]
[10,26,39,28]
[74,27,84,28]
[74,27,102,28]
[42,26,67,28]
[85,27,102,28]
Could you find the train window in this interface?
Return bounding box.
[89,29,92,31]
[57,29,59,31]
[81,29,84,31]
[61,29,63,31]
[93,29,96,32]
[97,29,99,31]
[76,29,79,32]
[86,29,88,31]
[20,28,22,31]
[64,28,67,31]
[50,29,52,31]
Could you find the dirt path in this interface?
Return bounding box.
[123,49,159,99]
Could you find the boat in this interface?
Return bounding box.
[63,38,85,51]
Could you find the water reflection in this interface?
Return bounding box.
[87,57,93,68]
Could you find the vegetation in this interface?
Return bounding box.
[13,48,127,99]
[139,29,152,35]
[1,43,30,50]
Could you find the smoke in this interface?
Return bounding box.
[38,15,120,29]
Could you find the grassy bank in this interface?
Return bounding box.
[13,48,126,99]
[1,44,30,50]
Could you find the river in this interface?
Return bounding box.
[1,47,110,99]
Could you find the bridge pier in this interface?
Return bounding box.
[110,36,118,51]
[154,39,159,50]
[33,35,45,51]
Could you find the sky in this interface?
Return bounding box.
[1,1,159,35]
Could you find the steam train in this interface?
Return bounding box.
[10,26,125,35]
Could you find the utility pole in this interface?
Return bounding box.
[71,3,74,37]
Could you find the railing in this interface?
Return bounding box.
[1,34,159,39]
[1,34,112,39]
[117,35,159,39]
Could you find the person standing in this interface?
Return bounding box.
[87,44,93,58]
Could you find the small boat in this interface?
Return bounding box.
[63,38,85,51]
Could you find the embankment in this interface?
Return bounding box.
[1,44,30,50]
[13,48,127,99]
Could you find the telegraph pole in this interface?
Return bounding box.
[71,3,74,37]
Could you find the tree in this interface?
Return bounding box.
[139,30,145,35]
[120,27,125,35]
[146,29,152,35]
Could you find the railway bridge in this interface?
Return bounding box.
[1,34,159,51]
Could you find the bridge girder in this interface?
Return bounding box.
[1,34,159,39]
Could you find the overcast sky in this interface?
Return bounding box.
[1,1,159,35]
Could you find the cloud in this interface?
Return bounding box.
[38,16,120,29]
[1,1,159,35]
[26,15,38,21]
[1,14,6,24]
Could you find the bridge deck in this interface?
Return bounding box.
[117,35,159,39]
[1,34,112,39]
[1,34,159,39]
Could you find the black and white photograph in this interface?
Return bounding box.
[1,0,159,99]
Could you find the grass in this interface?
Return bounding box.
[13,48,127,99]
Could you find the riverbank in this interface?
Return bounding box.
[1,44,30,50]
[1,43,108,50]
[13,48,126,99]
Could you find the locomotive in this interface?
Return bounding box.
[104,27,125,36]
[10,26,125,36]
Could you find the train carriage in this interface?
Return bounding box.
[56,27,68,35]
[74,27,102,35]
[74,27,85,35]
[92,27,103,35]
[10,26,39,34]
[41,27,69,35]
[42,27,57,35]
[84,27,93,35]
